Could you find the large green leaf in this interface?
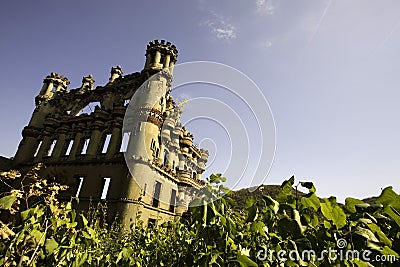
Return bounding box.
[354,226,379,243]
[345,197,365,213]
[276,176,295,204]
[293,210,306,234]
[300,193,320,211]
[122,247,134,259]
[209,173,226,184]
[81,214,88,226]
[45,238,59,255]
[278,217,299,238]
[300,181,316,193]
[387,206,400,227]
[250,221,266,236]
[30,229,44,244]
[263,195,279,214]
[376,187,400,226]
[376,186,400,209]
[366,223,391,246]
[381,246,399,259]
[246,196,258,222]
[236,251,258,267]
[0,195,16,210]
[320,197,347,229]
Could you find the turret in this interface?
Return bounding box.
[15,72,69,164]
[78,74,95,93]
[38,72,57,98]
[198,149,209,169]
[36,73,69,105]
[120,41,179,226]
[143,40,178,73]
[108,65,123,83]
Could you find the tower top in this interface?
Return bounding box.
[144,40,178,71]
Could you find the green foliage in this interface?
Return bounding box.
[0,195,16,210]
[320,197,347,229]
[1,168,399,266]
[376,186,400,227]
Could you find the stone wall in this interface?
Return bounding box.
[11,40,208,229]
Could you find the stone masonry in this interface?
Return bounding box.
[11,40,208,228]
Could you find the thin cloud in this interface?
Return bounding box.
[202,11,237,40]
[259,40,272,49]
[256,0,276,15]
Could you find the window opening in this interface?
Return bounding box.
[101,134,112,153]
[152,181,162,207]
[75,177,85,197]
[101,177,111,199]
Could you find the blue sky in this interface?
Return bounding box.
[1,0,400,201]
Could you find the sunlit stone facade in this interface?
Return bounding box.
[12,40,208,228]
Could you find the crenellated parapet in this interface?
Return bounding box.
[144,40,178,72]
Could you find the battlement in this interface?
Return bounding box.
[147,39,178,57]
[144,39,178,72]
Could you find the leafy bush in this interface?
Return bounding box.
[0,168,399,266]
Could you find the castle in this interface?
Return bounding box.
[6,40,208,228]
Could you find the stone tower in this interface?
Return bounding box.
[12,40,208,228]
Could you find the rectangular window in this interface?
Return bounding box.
[64,139,74,156]
[34,140,42,157]
[81,138,90,154]
[101,134,112,154]
[75,177,85,197]
[47,140,57,156]
[169,189,176,213]
[152,181,162,208]
[101,177,111,199]
[120,132,131,152]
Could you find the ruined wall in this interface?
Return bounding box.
[12,40,208,228]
